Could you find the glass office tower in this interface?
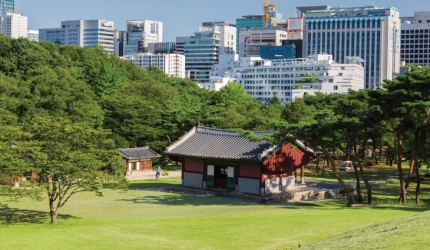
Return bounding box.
[1,0,14,15]
[302,6,401,88]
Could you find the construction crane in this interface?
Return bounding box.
[262,0,277,26]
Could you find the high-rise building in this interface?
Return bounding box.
[122,53,185,78]
[236,7,285,52]
[27,29,38,41]
[181,21,236,83]
[39,19,115,53]
[175,36,194,54]
[0,0,14,15]
[113,30,126,57]
[300,5,401,88]
[1,12,27,39]
[400,12,430,66]
[123,20,163,55]
[238,26,288,57]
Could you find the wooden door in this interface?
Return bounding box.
[140,161,152,172]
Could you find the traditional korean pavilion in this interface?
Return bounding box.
[120,147,160,174]
[165,125,315,195]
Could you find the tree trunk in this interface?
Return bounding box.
[415,160,421,204]
[372,141,378,165]
[314,146,353,207]
[351,154,372,205]
[396,138,407,203]
[49,199,57,224]
[378,146,383,161]
[352,159,363,203]
[315,155,320,173]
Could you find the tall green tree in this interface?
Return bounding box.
[0,116,126,224]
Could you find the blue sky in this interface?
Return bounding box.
[17,0,427,42]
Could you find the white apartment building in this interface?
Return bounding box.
[0,12,27,39]
[300,5,401,89]
[183,21,236,83]
[200,54,240,90]
[400,12,430,66]
[209,53,364,104]
[39,19,114,53]
[122,53,185,78]
[27,29,38,41]
[123,20,163,55]
[238,27,288,57]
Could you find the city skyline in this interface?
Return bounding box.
[17,0,429,42]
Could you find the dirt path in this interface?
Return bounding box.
[126,170,182,181]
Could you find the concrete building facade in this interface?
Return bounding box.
[39,20,114,53]
[122,52,186,79]
[301,5,401,88]
[238,27,288,58]
[400,12,430,66]
[1,12,27,39]
[208,53,364,104]
[27,29,38,41]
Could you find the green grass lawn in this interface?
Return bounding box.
[2,159,430,250]
[302,210,430,250]
[128,177,182,189]
[1,188,429,250]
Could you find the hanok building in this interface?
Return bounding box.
[119,147,160,174]
[165,125,315,195]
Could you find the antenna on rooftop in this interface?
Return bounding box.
[338,3,340,8]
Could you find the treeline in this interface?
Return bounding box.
[274,69,430,205]
[0,35,286,152]
[1,35,430,206]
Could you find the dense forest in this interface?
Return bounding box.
[1,34,430,216]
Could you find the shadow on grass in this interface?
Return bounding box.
[128,178,181,189]
[118,194,252,207]
[0,205,79,225]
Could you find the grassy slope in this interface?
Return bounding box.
[302,210,430,250]
[1,188,426,250]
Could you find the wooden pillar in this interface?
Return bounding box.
[203,160,207,188]
[300,165,305,184]
[235,163,240,191]
[260,168,265,195]
[181,159,185,185]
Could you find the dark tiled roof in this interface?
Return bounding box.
[165,126,274,161]
[119,147,160,160]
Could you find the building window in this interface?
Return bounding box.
[334,86,338,90]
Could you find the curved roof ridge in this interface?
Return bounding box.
[165,126,198,153]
